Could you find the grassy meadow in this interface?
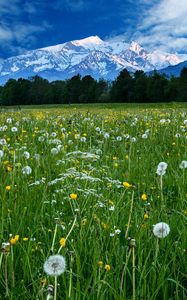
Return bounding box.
[0,103,187,299]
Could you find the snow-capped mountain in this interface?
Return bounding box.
[157,60,187,77]
[0,35,182,84]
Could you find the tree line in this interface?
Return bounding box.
[0,67,187,105]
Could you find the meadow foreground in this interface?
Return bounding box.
[0,103,186,299]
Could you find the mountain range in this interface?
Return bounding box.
[0,35,185,85]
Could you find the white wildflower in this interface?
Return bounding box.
[38,136,45,142]
[104,133,110,139]
[142,133,148,139]
[116,136,122,141]
[11,127,18,132]
[153,222,170,238]
[22,166,32,175]
[6,118,12,124]
[114,229,121,234]
[0,138,7,145]
[95,127,101,132]
[51,132,57,137]
[51,148,59,155]
[179,160,187,169]
[44,254,66,276]
[156,162,168,176]
[23,151,30,159]
[131,137,136,143]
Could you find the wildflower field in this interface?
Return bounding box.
[0,103,187,300]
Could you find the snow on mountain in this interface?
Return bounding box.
[0,35,183,84]
[157,60,187,77]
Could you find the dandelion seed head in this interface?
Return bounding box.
[153,222,170,238]
[44,254,66,276]
[179,160,187,169]
[22,166,32,175]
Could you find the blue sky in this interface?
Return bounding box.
[0,0,187,59]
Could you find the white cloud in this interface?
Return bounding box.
[136,0,187,53]
[0,1,51,57]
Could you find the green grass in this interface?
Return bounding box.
[0,103,186,299]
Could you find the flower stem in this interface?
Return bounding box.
[58,215,77,253]
[132,244,136,300]
[5,254,9,298]
[54,276,57,300]
[11,246,15,288]
[160,175,164,208]
[125,191,134,239]
[120,248,132,292]
[155,237,159,263]
[51,223,58,254]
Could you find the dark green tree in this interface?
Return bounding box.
[80,75,96,103]
[110,69,133,102]
[146,71,168,102]
[178,67,187,101]
[133,70,148,102]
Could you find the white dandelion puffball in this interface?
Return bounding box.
[179,160,187,169]
[51,148,59,155]
[23,151,30,159]
[156,162,168,176]
[11,127,18,132]
[142,133,148,139]
[22,166,32,175]
[44,254,66,276]
[104,132,110,139]
[153,222,170,238]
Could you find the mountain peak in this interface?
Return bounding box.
[72,35,103,46]
[129,41,144,53]
[0,35,182,85]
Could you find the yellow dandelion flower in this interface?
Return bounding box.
[81,218,88,226]
[59,237,66,247]
[104,264,111,271]
[70,193,77,200]
[10,235,19,245]
[5,185,11,191]
[123,181,132,188]
[7,165,13,172]
[144,213,149,220]
[141,193,148,201]
[98,261,103,267]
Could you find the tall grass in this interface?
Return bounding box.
[0,103,186,299]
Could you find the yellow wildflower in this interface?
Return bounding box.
[98,261,103,267]
[144,213,149,220]
[123,181,132,188]
[104,264,111,271]
[5,185,11,191]
[10,235,19,245]
[141,193,148,201]
[70,193,77,200]
[82,218,88,226]
[23,237,29,241]
[59,237,66,247]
